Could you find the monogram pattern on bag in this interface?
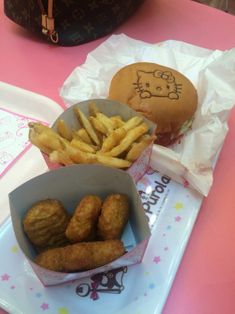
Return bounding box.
[4,0,144,46]
[72,8,86,21]
[96,12,109,25]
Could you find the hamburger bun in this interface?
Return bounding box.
[108,62,198,146]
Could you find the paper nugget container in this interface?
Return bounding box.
[43,98,156,183]
[9,164,151,286]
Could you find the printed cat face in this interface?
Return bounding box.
[133,70,182,100]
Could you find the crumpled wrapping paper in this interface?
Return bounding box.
[60,34,235,196]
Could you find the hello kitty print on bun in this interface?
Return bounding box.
[134,70,182,100]
[108,62,197,146]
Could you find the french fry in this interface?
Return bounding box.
[99,127,126,153]
[28,128,52,155]
[95,154,131,169]
[72,128,93,145]
[56,119,73,141]
[63,143,97,164]
[28,102,153,170]
[122,116,143,131]
[136,134,155,143]
[90,116,107,135]
[28,122,67,154]
[110,116,125,128]
[96,112,115,134]
[89,102,100,117]
[36,131,64,152]
[74,107,100,146]
[126,135,156,161]
[28,122,52,135]
[61,139,131,169]
[29,122,63,140]
[49,150,74,165]
[70,138,97,153]
[105,123,149,157]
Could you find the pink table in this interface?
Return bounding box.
[1,0,235,313]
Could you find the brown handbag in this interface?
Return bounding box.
[4,0,144,46]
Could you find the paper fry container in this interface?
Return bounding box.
[9,164,151,286]
[43,98,156,182]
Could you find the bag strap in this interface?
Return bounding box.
[37,0,58,43]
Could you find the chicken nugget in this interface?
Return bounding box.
[65,195,102,243]
[97,194,129,240]
[35,240,125,272]
[23,199,71,251]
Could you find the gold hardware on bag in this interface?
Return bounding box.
[38,0,59,43]
[50,31,59,44]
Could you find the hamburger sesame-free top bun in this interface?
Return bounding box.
[108,62,198,146]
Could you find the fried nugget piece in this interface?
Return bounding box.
[97,194,129,240]
[35,240,125,272]
[65,195,102,243]
[23,199,70,251]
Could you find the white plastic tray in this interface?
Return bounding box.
[0,82,63,224]
[0,82,203,314]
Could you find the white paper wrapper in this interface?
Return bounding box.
[60,34,235,196]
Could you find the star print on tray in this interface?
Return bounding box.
[0,107,44,178]
[153,256,161,264]
[174,202,184,210]
[11,245,18,253]
[175,216,182,222]
[58,307,69,314]
[40,303,49,311]
[1,273,10,281]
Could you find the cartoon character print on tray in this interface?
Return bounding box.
[133,70,182,100]
[0,108,43,178]
[76,266,127,301]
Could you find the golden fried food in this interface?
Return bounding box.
[58,141,131,168]
[95,154,131,169]
[88,102,100,117]
[70,138,97,153]
[56,119,73,141]
[35,239,125,272]
[23,199,70,251]
[97,194,129,240]
[89,116,107,135]
[122,116,143,131]
[104,123,149,157]
[96,112,115,134]
[110,115,125,128]
[65,195,102,243]
[99,127,127,153]
[28,103,153,169]
[28,122,64,153]
[72,128,93,145]
[74,107,100,145]
[49,150,74,166]
[126,134,157,162]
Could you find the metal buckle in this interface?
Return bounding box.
[41,14,58,43]
[50,31,59,44]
